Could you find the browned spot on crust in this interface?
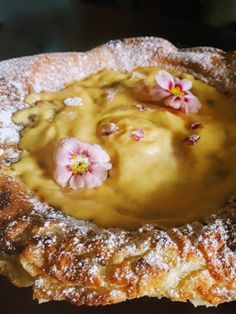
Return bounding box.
[0,189,11,211]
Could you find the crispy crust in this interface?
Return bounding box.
[0,37,236,307]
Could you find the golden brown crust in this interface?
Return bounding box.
[0,37,236,307]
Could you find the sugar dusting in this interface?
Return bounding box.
[0,108,23,144]
[0,37,235,306]
[0,56,34,161]
[106,87,119,102]
[64,97,82,107]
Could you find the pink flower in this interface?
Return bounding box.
[151,70,201,114]
[130,128,144,141]
[54,138,112,190]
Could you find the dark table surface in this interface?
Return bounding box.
[0,0,235,62]
[0,1,236,313]
[1,276,235,314]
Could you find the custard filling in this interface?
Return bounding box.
[12,68,236,229]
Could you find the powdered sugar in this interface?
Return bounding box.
[131,71,146,80]
[64,97,82,107]
[106,87,119,102]
[0,108,23,144]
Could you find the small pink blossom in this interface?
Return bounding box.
[151,70,201,114]
[183,134,201,145]
[54,138,112,190]
[130,128,144,141]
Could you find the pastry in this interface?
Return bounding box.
[0,37,235,307]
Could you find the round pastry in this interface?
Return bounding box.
[0,37,235,307]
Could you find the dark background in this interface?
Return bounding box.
[0,0,236,313]
[0,0,236,61]
[0,275,236,314]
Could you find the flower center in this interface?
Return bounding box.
[170,85,184,97]
[70,154,90,174]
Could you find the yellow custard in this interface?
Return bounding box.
[12,68,236,229]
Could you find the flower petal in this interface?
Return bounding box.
[102,162,112,171]
[55,138,83,165]
[83,172,102,189]
[155,70,174,91]
[88,144,111,164]
[69,175,85,190]
[181,93,201,114]
[54,165,72,187]
[55,147,71,166]
[150,86,171,101]
[90,165,108,182]
[164,95,182,109]
[178,79,192,92]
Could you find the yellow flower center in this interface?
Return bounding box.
[170,85,184,97]
[70,155,90,174]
